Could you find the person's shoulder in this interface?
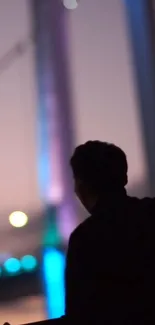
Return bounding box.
[129,195,155,208]
[128,196,155,218]
[140,196,155,212]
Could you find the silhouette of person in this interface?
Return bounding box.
[4,141,155,324]
[65,141,155,324]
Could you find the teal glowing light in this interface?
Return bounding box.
[4,258,21,274]
[43,248,65,318]
[21,255,37,271]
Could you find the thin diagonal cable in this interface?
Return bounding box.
[0,36,34,76]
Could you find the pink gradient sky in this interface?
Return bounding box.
[0,0,149,233]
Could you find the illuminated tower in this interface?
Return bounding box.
[32,0,77,318]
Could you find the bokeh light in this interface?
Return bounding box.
[63,0,78,10]
[21,255,37,271]
[9,211,28,228]
[4,257,21,275]
[43,248,65,318]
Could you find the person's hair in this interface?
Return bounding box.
[70,141,128,192]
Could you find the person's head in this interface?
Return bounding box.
[70,141,128,212]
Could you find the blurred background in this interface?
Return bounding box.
[0,0,155,323]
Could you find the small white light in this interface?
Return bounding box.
[9,211,28,228]
[63,0,78,10]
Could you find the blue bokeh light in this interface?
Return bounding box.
[4,257,21,274]
[43,248,65,318]
[21,255,37,271]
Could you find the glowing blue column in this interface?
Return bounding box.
[43,248,65,318]
[32,0,77,318]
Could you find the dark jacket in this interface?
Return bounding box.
[65,192,155,324]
